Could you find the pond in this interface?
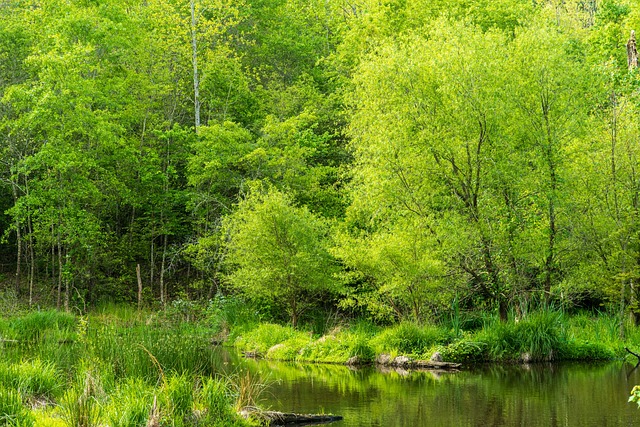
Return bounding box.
[221,353,640,427]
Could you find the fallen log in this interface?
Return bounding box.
[413,360,461,370]
[240,407,343,426]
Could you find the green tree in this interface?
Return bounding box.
[345,21,515,319]
[223,186,339,327]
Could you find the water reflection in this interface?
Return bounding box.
[218,353,640,427]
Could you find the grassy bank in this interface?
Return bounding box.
[230,309,638,365]
[0,306,254,427]
[2,299,639,425]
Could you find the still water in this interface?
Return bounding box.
[221,353,640,427]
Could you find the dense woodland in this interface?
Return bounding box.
[2,0,640,326]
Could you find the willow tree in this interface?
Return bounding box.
[343,20,521,319]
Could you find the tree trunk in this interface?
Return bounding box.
[11,181,21,295]
[628,30,638,70]
[150,231,155,299]
[543,93,557,301]
[190,0,201,133]
[57,229,63,310]
[64,258,70,312]
[160,234,167,306]
[27,214,35,308]
[137,263,143,311]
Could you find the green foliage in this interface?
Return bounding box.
[163,374,194,424]
[1,0,640,347]
[630,385,640,407]
[206,293,260,338]
[297,331,375,363]
[60,372,103,427]
[562,340,616,360]
[0,310,252,427]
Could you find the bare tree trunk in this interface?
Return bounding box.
[28,214,35,307]
[11,182,21,294]
[160,234,167,306]
[190,0,201,133]
[57,231,62,310]
[64,259,69,312]
[542,93,557,302]
[628,30,638,70]
[137,263,143,311]
[150,228,155,299]
[23,176,35,307]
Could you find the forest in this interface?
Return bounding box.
[2,0,640,329]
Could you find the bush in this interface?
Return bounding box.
[440,339,487,363]
[561,340,615,361]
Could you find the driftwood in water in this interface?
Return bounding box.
[626,347,640,366]
[375,353,460,371]
[242,351,262,359]
[413,360,461,370]
[240,407,343,426]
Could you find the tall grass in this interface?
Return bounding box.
[9,311,76,344]
[0,385,33,426]
[477,310,567,361]
[370,322,453,356]
[106,378,154,427]
[0,359,61,399]
[0,308,252,427]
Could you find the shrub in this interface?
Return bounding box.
[561,340,615,360]
[440,339,487,363]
